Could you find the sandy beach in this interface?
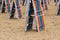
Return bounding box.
[0,1,60,40]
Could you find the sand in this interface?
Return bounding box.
[0,1,60,40]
